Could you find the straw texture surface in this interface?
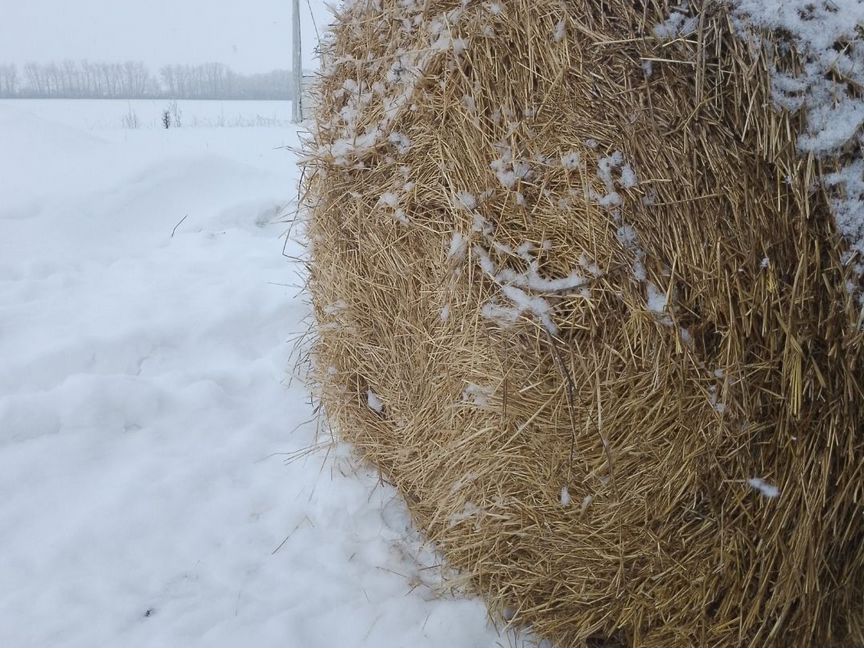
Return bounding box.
[302,1,864,645]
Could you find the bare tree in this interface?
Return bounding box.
[23,62,44,97]
[160,65,177,97]
[60,60,79,96]
[0,64,17,97]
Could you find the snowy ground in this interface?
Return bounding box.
[0,100,512,647]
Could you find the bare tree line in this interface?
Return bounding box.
[159,63,294,100]
[0,61,295,100]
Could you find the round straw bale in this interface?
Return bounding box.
[302,1,864,646]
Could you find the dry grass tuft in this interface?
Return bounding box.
[301,1,864,645]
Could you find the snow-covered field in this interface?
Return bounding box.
[0,100,510,647]
[9,98,295,130]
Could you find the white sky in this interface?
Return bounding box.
[0,0,334,73]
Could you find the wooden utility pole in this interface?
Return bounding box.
[292,0,303,123]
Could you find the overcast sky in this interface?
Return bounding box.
[0,0,333,73]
